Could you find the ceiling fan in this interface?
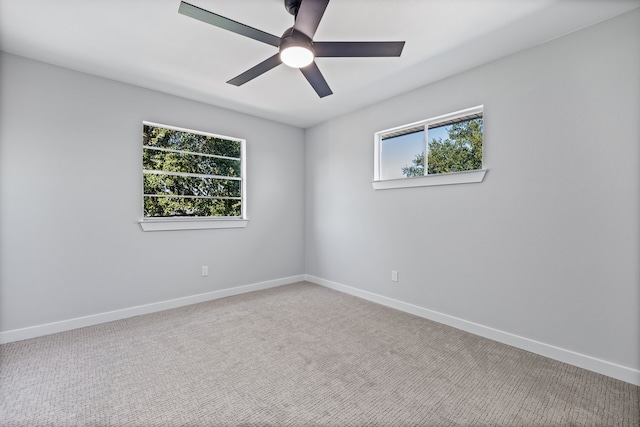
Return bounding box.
[178,0,405,98]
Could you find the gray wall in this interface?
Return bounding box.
[0,53,305,331]
[305,10,639,371]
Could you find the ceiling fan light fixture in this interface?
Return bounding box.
[280,45,314,68]
[279,27,314,68]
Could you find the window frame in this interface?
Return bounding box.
[373,105,487,190]
[139,121,248,231]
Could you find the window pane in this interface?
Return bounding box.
[143,149,241,177]
[427,117,483,175]
[144,196,241,217]
[144,174,241,198]
[143,125,241,158]
[381,130,425,180]
[142,122,245,220]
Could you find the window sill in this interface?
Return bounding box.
[139,218,248,231]
[372,169,487,190]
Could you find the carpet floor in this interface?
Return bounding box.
[1,282,638,426]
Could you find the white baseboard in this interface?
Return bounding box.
[305,274,640,386]
[0,275,305,344]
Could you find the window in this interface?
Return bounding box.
[373,106,487,190]
[139,122,247,231]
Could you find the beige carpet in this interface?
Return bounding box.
[1,282,638,426]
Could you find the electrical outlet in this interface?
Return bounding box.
[392,270,398,282]
[201,266,208,277]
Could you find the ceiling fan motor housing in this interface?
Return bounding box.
[280,27,314,54]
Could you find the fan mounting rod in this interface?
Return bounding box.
[284,0,302,16]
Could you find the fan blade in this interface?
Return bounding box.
[314,41,405,57]
[179,2,281,47]
[227,54,282,86]
[294,0,330,40]
[300,61,333,98]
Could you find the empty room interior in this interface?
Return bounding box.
[0,0,639,425]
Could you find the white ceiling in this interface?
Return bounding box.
[1,0,638,128]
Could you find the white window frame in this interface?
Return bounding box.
[139,122,248,231]
[373,105,487,190]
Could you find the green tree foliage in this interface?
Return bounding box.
[402,117,483,177]
[142,125,242,217]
